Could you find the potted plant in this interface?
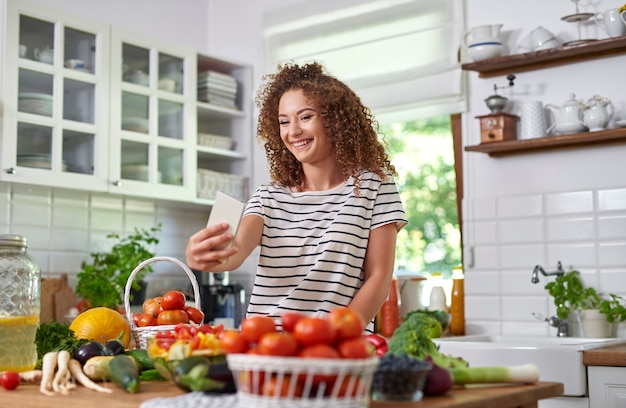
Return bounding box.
[545,270,626,337]
[75,224,161,310]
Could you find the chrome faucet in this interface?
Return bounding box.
[533,312,569,337]
[531,261,565,284]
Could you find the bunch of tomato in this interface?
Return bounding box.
[218,307,376,398]
[133,290,205,327]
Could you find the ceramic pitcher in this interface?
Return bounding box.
[463,24,503,46]
[582,95,613,131]
[595,8,626,38]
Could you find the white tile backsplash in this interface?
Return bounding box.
[598,188,626,211]
[497,194,543,218]
[498,219,544,243]
[546,217,595,241]
[545,191,594,215]
[598,242,626,267]
[598,215,626,240]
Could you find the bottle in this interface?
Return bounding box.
[428,272,448,312]
[449,266,465,336]
[376,277,402,338]
[0,235,41,372]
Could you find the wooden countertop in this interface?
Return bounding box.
[583,344,626,367]
[1,381,563,408]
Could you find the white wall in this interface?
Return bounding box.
[204,0,626,337]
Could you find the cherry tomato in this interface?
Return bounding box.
[157,309,189,325]
[298,344,340,359]
[219,329,250,354]
[257,332,299,356]
[0,371,20,390]
[142,297,162,317]
[281,312,306,333]
[241,316,276,344]
[185,306,205,324]
[336,337,373,359]
[174,323,198,338]
[327,307,365,341]
[161,291,186,311]
[293,317,336,347]
[136,313,158,327]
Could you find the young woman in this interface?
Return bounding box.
[186,62,407,329]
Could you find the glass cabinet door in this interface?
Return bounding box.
[2,1,110,190]
[110,27,195,200]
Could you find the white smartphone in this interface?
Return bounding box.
[206,191,245,250]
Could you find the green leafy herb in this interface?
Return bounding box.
[75,224,161,309]
[35,321,88,368]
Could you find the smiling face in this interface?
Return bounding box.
[278,89,335,168]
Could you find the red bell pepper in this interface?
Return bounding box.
[365,333,389,356]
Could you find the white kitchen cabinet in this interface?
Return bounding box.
[588,366,626,408]
[1,0,111,191]
[1,0,252,204]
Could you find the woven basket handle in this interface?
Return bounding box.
[124,256,201,324]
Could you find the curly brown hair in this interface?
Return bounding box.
[255,61,397,193]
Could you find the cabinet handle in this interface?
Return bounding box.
[4,167,16,174]
[488,132,495,139]
[112,180,122,187]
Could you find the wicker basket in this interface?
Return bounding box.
[124,256,201,349]
[197,168,248,201]
[226,354,379,408]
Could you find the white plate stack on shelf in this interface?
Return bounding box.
[197,70,238,109]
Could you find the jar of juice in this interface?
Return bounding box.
[0,235,41,372]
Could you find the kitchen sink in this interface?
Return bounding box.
[433,334,626,396]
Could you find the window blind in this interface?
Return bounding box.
[262,0,467,123]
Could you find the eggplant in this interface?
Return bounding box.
[104,339,126,356]
[75,341,108,366]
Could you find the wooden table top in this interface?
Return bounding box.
[1,381,563,408]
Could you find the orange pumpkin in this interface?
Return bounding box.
[69,307,131,348]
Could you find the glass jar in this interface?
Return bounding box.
[428,272,448,312]
[0,235,41,372]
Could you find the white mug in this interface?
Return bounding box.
[595,8,626,38]
[19,44,27,58]
[518,101,548,140]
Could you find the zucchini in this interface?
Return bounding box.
[109,354,140,393]
[126,348,154,371]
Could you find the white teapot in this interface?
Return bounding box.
[581,95,613,131]
[546,93,588,135]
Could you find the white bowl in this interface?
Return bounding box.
[467,43,503,62]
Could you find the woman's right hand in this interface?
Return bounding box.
[185,222,239,271]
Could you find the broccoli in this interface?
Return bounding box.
[387,312,468,369]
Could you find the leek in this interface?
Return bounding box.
[451,363,540,385]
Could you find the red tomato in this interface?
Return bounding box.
[298,344,340,386]
[219,329,250,354]
[136,313,158,327]
[293,317,336,347]
[257,332,299,356]
[336,376,363,397]
[327,307,365,341]
[185,306,205,324]
[142,297,162,317]
[298,344,340,359]
[76,299,91,313]
[157,309,189,325]
[132,312,142,325]
[239,370,265,394]
[0,371,20,390]
[161,291,186,311]
[241,316,276,344]
[262,375,303,397]
[281,312,306,333]
[336,337,373,359]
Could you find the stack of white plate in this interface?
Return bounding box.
[18,93,53,116]
[17,154,67,170]
[121,165,162,182]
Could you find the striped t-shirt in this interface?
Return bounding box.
[243,170,408,323]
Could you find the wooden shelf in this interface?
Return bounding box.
[462,36,626,78]
[464,128,626,157]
